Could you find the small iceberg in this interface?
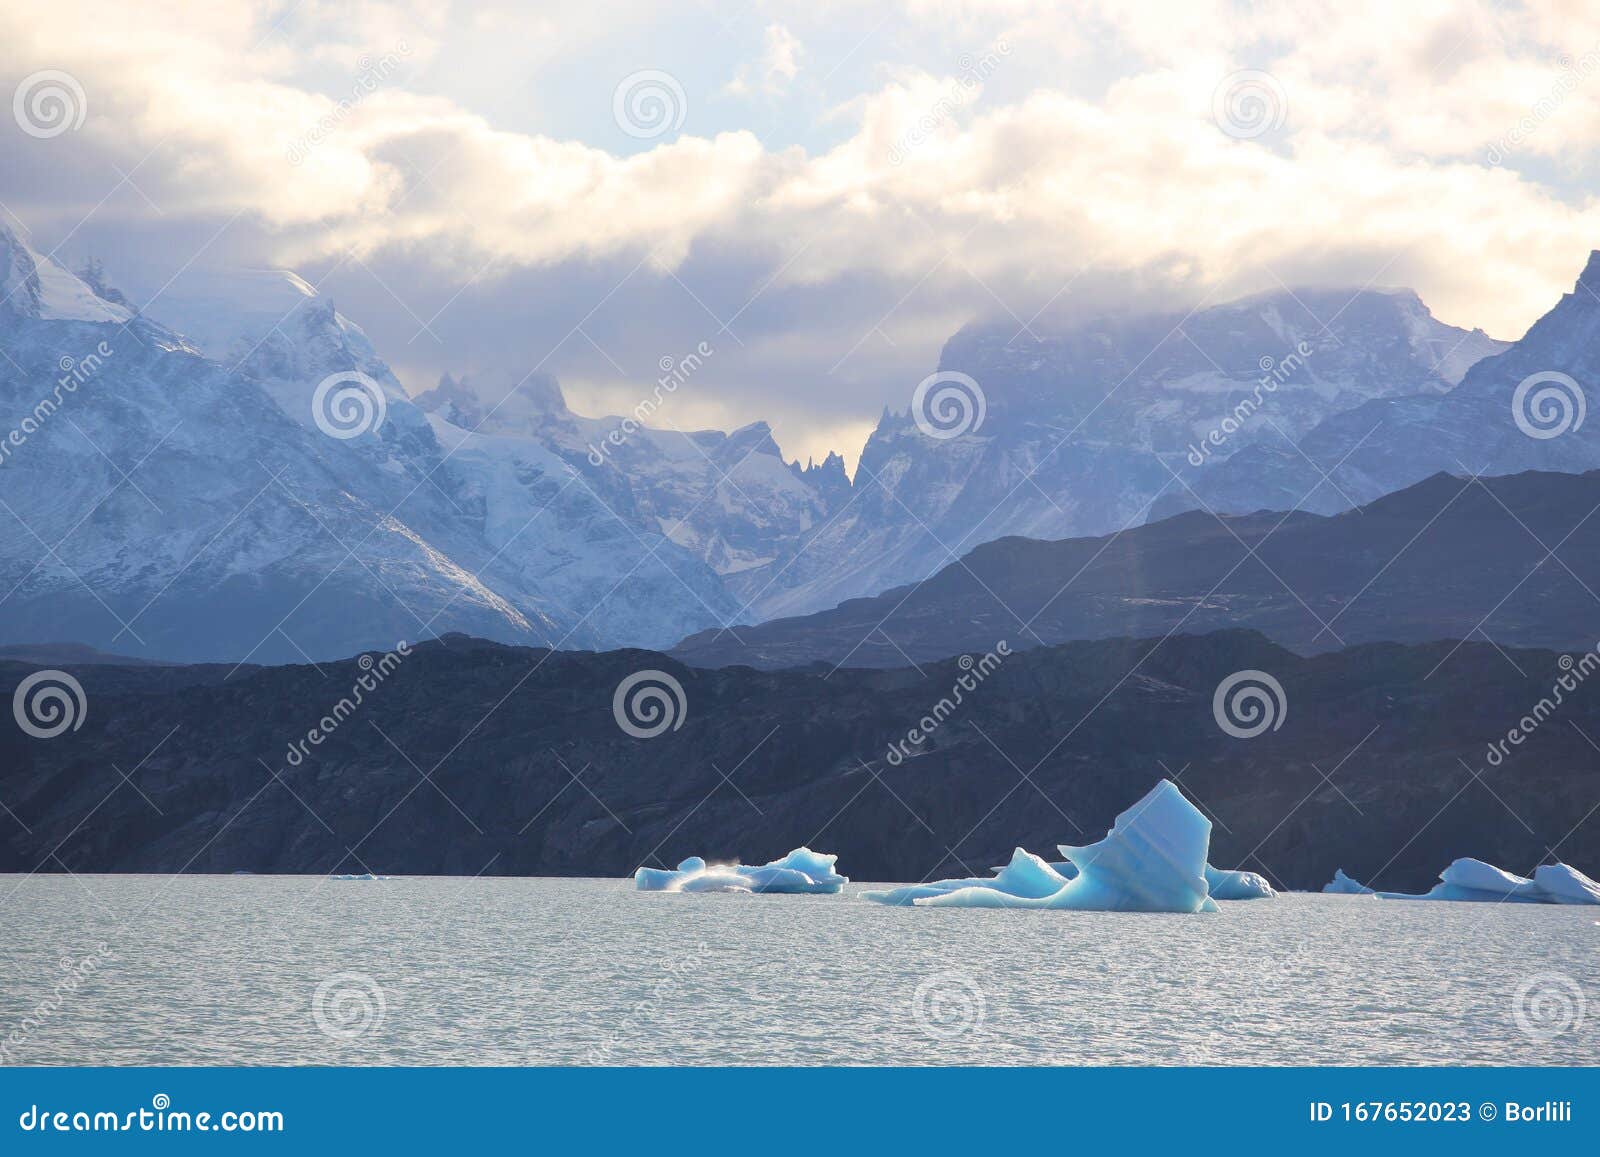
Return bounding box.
[330,873,393,881]
[1376,857,1600,905]
[634,848,847,894]
[1204,864,1276,901]
[907,779,1219,913]
[878,851,1273,905]
[1532,863,1600,905]
[1322,868,1374,894]
[862,849,1072,906]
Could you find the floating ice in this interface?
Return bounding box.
[1322,868,1374,895]
[1204,865,1276,900]
[1532,863,1600,905]
[862,849,1072,906]
[633,848,847,894]
[1377,857,1600,905]
[910,780,1218,913]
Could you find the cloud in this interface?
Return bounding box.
[725,23,804,96]
[3,0,1600,467]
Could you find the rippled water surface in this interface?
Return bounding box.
[2,875,1595,1065]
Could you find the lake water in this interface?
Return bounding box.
[1,875,1594,1066]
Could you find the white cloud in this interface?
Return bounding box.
[725,23,803,96]
[4,0,1600,458]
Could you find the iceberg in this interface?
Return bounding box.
[1322,868,1374,895]
[1532,863,1600,905]
[862,849,1072,906]
[1203,864,1276,900]
[1376,857,1600,904]
[633,848,847,894]
[913,780,1219,913]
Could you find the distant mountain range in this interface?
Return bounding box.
[1153,251,1600,522]
[740,284,1506,620]
[6,217,1598,664]
[4,630,1595,891]
[0,228,740,661]
[672,468,1600,669]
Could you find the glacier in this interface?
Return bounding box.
[1323,868,1375,895]
[1376,857,1600,904]
[634,848,847,894]
[906,779,1220,913]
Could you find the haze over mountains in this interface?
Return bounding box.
[1,217,1596,666]
[1153,252,1600,523]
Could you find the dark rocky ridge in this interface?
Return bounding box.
[3,630,1597,892]
[673,469,1600,670]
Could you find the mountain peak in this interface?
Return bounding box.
[1577,250,1600,294]
[0,226,133,325]
[75,258,134,310]
[415,370,569,433]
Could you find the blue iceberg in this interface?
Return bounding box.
[907,780,1219,913]
[1532,863,1600,905]
[1322,868,1374,894]
[862,849,1072,906]
[1204,864,1276,900]
[633,847,847,894]
[1376,857,1600,905]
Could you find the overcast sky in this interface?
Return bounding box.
[4,1,1600,467]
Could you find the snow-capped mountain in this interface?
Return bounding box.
[0,214,1555,663]
[0,224,735,662]
[734,286,1506,621]
[1149,252,1600,523]
[410,369,851,611]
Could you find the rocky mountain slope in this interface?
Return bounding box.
[733,285,1506,621]
[1152,252,1600,521]
[673,468,1600,669]
[2,631,1595,891]
[0,227,737,661]
[5,217,1577,662]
